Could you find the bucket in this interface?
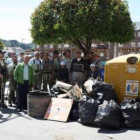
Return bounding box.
[27,92,51,118]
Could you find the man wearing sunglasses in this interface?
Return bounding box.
[70,50,87,86]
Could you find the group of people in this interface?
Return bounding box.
[0,49,105,112]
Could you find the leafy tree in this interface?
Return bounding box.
[30,0,134,52]
[0,38,4,49]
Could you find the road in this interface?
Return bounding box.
[0,82,140,140]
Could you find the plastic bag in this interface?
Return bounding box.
[92,81,119,104]
[121,98,140,128]
[94,100,121,130]
[69,100,79,120]
[79,95,100,125]
[84,78,96,94]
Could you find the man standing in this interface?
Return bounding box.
[63,49,72,83]
[8,55,18,106]
[29,51,43,90]
[42,52,54,91]
[93,53,102,71]
[18,52,24,63]
[52,50,62,81]
[39,51,44,60]
[63,49,72,72]
[0,50,7,107]
[70,50,87,86]
[14,55,34,112]
[84,52,91,71]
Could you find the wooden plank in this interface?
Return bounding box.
[44,98,73,122]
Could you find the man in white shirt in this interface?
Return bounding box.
[14,55,34,112]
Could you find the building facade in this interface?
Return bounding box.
[34,22,140,60]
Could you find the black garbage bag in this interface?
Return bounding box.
[69,100,79,120]
[92,81,119,104]
[94,100,121,130]
[79,95,100,125]
[121,98,140,128]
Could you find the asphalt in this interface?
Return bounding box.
[0,82,140,140]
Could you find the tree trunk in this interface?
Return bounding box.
[86,37,92,53]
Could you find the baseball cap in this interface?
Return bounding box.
[60,61,66,65]
[90,63,95,67]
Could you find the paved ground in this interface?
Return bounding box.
[0,82,140,140]
[0,105,140,140]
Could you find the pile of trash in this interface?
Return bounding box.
[28,79,140,130]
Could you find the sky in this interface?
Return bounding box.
[0,0,139,43]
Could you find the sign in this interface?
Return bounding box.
[125,80,139,96]
[44,98,73,122]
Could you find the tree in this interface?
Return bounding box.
[0,38,4,49]
[30,0,134,52]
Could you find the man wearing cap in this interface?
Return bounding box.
[42,52,54,91]
[29,51,43,90]
[52,50,62,81]
[70,50,87,86]
[58,61,69,83]
[0,50,8,106]
[8,55,18,106]
[18,52,24,63]
[88,63,100,79]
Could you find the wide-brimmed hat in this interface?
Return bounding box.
[53,50,59,54]
[0,50,6,54]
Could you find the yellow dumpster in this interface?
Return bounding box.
[104,54,140,102]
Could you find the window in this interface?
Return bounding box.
[118,43,123,47]
[91,43,97,48]
[49,53,53,56]
[100,53,104,57]
[131,42,136,47]
[50,45,53,49]
[58,44,62,48]
[137,42,140,47]
[64,44,69,48]
[137,31,140,37]
[44,45,48,49]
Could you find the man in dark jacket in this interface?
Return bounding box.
[58,61,69,83]
[70,50,87,86]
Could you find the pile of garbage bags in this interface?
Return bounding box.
[49,79,140,130]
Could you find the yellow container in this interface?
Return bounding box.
[104,54,140,102]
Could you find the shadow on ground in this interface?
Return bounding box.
[98,127,140,134]
[0,107,32,124]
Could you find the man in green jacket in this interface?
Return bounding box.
[14,55,35,112]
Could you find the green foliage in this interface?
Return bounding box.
[0,38,4,49]
[30,0,134,52]
[2,39,34,50]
